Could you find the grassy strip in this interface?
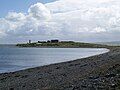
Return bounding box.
[16,42,108,48]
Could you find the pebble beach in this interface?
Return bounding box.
[0,47,120,90]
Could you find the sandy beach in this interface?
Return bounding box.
[0,47,120,90]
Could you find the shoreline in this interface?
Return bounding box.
[0,48,109,74]
[0,47,120,89]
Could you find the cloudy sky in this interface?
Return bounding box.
[0,0,120,44]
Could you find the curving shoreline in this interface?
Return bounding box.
[0,47,120,90]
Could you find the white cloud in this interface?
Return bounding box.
[28,3,51,21]
[0,3,53,37]
[0,0,120,43]
[6,12,26,21]
[0,29,5,38]
[92,27,106,33]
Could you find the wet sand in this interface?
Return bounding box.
[0,47,120,90]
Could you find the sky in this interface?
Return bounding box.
[0,0,120,44]
[0,0,57,17]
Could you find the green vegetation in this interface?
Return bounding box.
[16,41,108,48]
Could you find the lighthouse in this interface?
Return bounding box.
[29,40,31,44]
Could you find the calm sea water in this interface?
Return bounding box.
[0,46,109,73]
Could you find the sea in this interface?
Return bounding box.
[0,45,109,73]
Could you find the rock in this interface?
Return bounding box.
[9,88,14,90]
[81,85,87,88]
[89,76,99,79]
[55,66,61,69]
[105,73,116,78]
[110,83,117,88]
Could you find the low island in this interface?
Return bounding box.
[0,40,120,90]
[16,39,108,48]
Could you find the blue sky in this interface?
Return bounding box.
[0,0,57,17]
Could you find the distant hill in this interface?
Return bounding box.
[0,44,16,47]
[97,41,120,46]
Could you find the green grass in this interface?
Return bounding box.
[16,42,108,48]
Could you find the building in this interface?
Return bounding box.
[38,41,46,43]
[37,40,59,43]
[51,39,59,43]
